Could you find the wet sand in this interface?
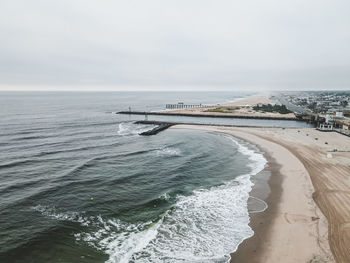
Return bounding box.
[230,152,284,263]
[171,125,350,262]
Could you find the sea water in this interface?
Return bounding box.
[0,91,289,263]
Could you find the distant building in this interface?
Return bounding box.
[318,122,333,131]
[325,114,333,123]
[335,119,350,131]
[335,111,344,118]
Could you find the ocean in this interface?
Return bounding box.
[0,92,306,263]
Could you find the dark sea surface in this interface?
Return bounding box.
[0,92,305,263]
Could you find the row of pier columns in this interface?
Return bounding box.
[166,104,202,109]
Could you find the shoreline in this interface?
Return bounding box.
[230,149,283,262]
[172,125,336,262]
[158,95,298,120]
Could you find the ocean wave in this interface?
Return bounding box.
[103,219,163,263]
[159,192,171,201]
[32,204,159,261]
[58,120,119,129]
[154,147,181,157]
[34,181,252,263]
[127,177,253,263]
[32,137,267,263]
[0,159,38,169]
[32,205,91,226]
[30,141,123,158]
[226,136,267,176]
[1,148,159,200]
[116,122,155,136]
[105,138,265,263]
[9,135,49,141]
[116,138,266,263]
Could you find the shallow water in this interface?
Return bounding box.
[0,92,268,262]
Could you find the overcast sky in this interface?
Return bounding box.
[1,0,350,91]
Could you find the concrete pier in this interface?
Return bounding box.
[138,122,174,136]
[165,103,205,109]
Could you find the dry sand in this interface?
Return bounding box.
[221,95,275,107]
[172,125,350,262]
[164,96,296,119]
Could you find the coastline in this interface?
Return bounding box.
[230,150,283,263]
[172,125,337,262]
[156,95,297,120]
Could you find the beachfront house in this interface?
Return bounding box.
[318,122,333,131]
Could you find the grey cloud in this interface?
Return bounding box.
[0,0,350,90]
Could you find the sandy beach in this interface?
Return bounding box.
[172,125,350,262]
[163,96,297,119]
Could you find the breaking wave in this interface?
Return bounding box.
[154,147,181,157]
[33,136,267,263]
[116,122,155,136]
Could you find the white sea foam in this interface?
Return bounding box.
[32,205,92,226]
[155,147,181,157]
[159,192,171,201]
[106,137,266,263]
[34,137,267,263]
[104,219,163,263]
[226,136,267,176]
[33,204,155,254]
[116,122,155,136]
[249,196,269,213]
[130,178,254,263]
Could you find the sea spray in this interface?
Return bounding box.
[117,122,155,136]
[155,147,181,156]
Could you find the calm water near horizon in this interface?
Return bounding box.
[0,92,306,263]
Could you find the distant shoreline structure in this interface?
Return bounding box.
[117,111,303,121]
